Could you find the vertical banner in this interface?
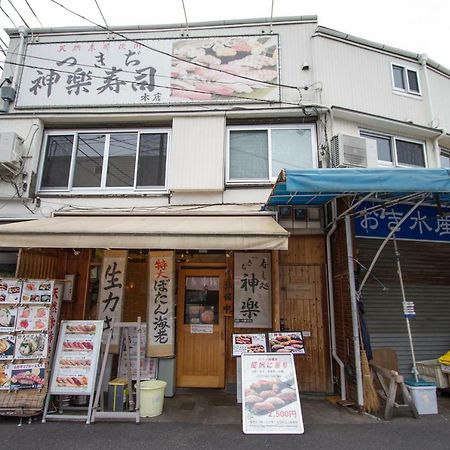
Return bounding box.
[234,253,272,328]
[147,251,175,357]
[98,250,127,353]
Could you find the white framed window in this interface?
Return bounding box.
[391,63,421,96]
[38,128,170,193]
[226,124,317,183]
[440,148,450,168]
[360,130,427,168]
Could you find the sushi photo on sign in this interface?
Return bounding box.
[10,363,45,389]
[268,332,305,354]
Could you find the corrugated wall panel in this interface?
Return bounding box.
[169,116,225,191]
[357,239,450,375]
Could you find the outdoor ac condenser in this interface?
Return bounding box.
[330,134,377,168]
[0,132,24,175]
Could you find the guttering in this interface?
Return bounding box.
[5,15,318,37]
[418,54,436,126]
[326,199,346,400]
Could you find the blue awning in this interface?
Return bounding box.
[266,168,450,206]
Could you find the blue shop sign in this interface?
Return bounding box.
[355,201,450,242]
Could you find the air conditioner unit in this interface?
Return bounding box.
[0,132,24,175]
[330,134,377,168]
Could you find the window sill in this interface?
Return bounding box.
[37,191,169,198]
[392,89,422,100]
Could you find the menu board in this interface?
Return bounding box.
[268,332,306,355]
[10,363,45,389]
[0,362,11,389]
[241,353,304,434]
[0,335,15,360]
[118,324,157,381]
[232,334,267,356]
[0,279,22,303]
[15,333,48,360]
[49,320,103,395]
[0,305,18,332]
[16,305,50,332]
[21,280,54,304]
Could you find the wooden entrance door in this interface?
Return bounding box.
[176,269,225,388]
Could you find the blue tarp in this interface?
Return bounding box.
[266,168,450,206]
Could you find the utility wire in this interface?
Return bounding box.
[7,0,31,28]
[48,0,299,92]
[24,0,43,27]
[0,36,8,48]
[0,46,6,56]
[93,0,108,29]
[0,5,18,27]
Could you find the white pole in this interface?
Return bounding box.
[345,214,364,409]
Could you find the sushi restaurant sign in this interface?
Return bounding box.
[16,35,280,108]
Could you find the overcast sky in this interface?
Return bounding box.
[1,0,450,68]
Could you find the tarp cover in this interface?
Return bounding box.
[0,215,289,250]
[266,168,450,206]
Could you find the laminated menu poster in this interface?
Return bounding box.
[10,363,45,390]
[268,332,306,355]
[0,335,15,360]
[49,320,103,395]
[241,353,304,434]
[14,333,48,360]
[0,363,12,389]
[0,279,22,303]
[0,305,18,333]
[16,305,50,332]
[232,334,267,356]
[21,280,54,304]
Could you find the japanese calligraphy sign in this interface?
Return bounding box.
[355,201,450,242]
[234,253,272,328]
[147,251,175,357]
[16,35,280,108]
[98,250,127,353]
[241,353,304,434]
[49,320,103,395]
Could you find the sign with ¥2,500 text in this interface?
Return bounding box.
[241,353,304,434]
[355,201,450,242]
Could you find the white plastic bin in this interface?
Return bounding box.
[406,384,438,415]
[140,380,167,417]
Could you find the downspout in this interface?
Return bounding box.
[13,26,28,91]
[434,129,446,167]
[344,214,364,410]
[418,54,435,127]
[326,199,346,400]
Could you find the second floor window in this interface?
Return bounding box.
[360,130,426,167]
[391,63,421,96]
[227,124,317,183]
[39,129,169,192]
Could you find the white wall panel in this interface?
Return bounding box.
[169,115,225,191]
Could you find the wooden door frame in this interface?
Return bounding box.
[176,267,226,388]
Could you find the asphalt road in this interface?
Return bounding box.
[1,418,449,450]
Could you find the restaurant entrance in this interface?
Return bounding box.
[176,268,226,388]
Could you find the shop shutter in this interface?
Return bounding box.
[356,238,450,376]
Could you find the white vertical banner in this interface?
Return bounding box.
[147,251,175,357]
[234,252,272,328]
[98,250,127,353]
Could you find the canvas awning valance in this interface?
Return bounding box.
[0,215,289,250]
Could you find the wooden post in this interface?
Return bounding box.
[272,250,281,331]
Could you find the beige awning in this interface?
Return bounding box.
[0,215,289,250]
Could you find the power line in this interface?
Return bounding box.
[48,0,299,92]
[0,5,18,27]
[24,0,43,27]
[4,57,302,107]
[7,0,31,28]
[93,0,108,30]
[0,37,8,48]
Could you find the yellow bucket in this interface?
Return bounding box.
[140,380,167,417]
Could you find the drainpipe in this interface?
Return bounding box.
[13,26,28,91]
[326,199,346,400]
[418,54,435,127]
[344,214,364,410]
[434,129,446,167]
